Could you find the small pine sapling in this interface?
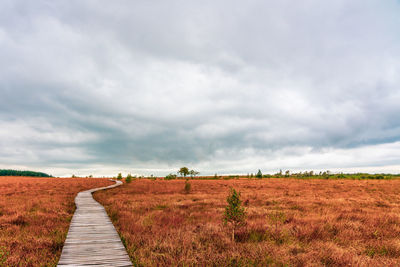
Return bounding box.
[117,173,123,180]
[224,188,246,241]
[126,173,132,183]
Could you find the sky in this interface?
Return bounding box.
[1,0,400,177]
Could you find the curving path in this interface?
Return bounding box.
[58,180,132,267]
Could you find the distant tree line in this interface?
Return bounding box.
[0,169,52,177]
[163,169,398,180]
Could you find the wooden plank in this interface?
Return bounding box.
[57,180,132,266]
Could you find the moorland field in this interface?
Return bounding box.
[0,177,113,266]
[94,178,400,266]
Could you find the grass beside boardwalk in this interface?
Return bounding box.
[95,178,400,266]
[0,176,113,267]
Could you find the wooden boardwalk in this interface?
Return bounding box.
[58,180,132,267]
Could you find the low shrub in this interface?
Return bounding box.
[0,246,9,266]
[165,173,177,180]
[184,179,191,193]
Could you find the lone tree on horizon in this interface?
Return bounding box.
[178,167,189,177]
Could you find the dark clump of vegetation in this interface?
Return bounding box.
[0,169,52,177]
[184,179,191,193]
[165,173,177,180]
[126,174,133,183]
[0,246,9,266]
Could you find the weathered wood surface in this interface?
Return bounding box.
[58,180,132,267]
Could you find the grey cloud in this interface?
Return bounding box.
[1,0,400,175]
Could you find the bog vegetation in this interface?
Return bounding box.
[3,169,399,265]
[0,176,113,266]
[94,178,400,266]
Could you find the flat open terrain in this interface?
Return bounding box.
[94,178,400,266]
[0,176,113,266]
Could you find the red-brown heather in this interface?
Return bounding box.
[0,176,114,267]
[94,178,400,266]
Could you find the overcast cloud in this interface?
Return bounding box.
[1,0,400,176]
